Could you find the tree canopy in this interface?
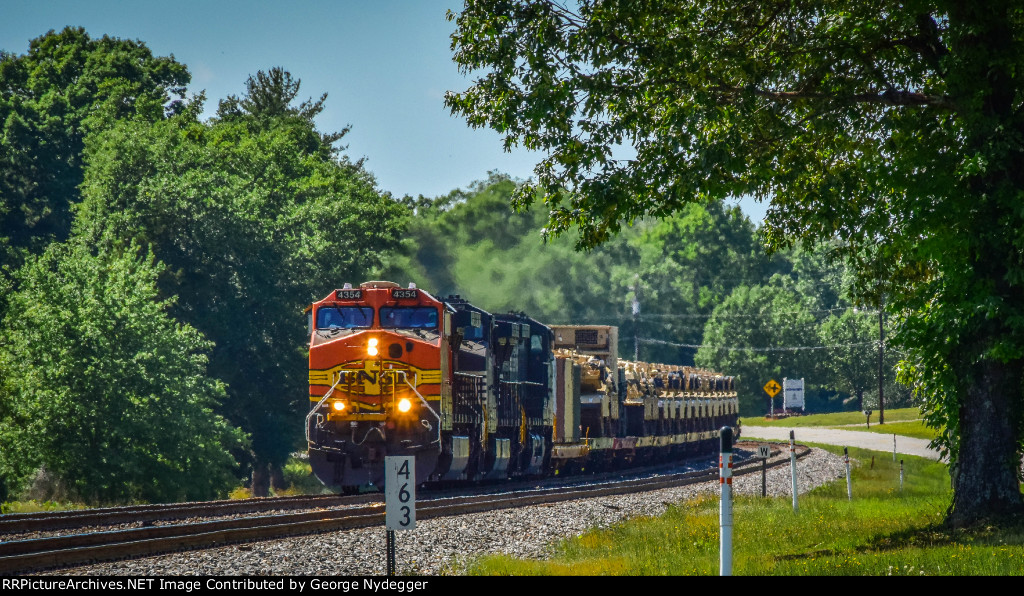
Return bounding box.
[0,31,409,500]
[388,172,633,326]
[447,1,1024,524]
[696,280,819,414]
[0,27,189,264]
[73,76,406,484]
[0,239,245,504]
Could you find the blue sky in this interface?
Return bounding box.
[2,0,767,222]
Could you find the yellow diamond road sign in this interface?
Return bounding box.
[764,379,782,398]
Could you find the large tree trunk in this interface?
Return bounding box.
[269,462,287,493]
[251,462,270,498]
[949,356,1024,526]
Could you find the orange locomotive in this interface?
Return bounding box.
[307,281,740,493]
[306,281,449,491]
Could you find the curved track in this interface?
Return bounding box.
[0,442,809,575]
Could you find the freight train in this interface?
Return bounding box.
[306,281,739,493]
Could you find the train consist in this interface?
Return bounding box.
[306,281,739,492]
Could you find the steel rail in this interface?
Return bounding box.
[0,493,377,534]
[0,444,809,575]
[0,441,757,534]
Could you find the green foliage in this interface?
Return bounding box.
[693,240,910,415]
[0,27,189,265]
[280,457,331,495]
[629,200,772,364]
[389,174,779,366]
[394,177,908,411]
[696,279,820,415]
[0,500,89,515]
[387,172,634,328]
[446,1,960,253]
[0,239,246,504]
[446,1,1024,522]
[215,66,349,151]
[72,73,407,468]
[817,307,911,412]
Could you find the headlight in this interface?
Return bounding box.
[332,401,345,411]
[397,398,412,413]
[367,337,379,356]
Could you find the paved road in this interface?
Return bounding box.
[741,425,945,462]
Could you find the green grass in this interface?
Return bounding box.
[842,420,940,441]
[741,408,941,442]
[461,445,1024,576]
[225,456,333,500]
[0,500,89,514]
[277,457,333,496]
[741,407,924,428]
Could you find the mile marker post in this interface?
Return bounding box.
[900,459,904,491]
[893,434,897,462]
[719,426,734,577]
[844,447,852,501]
[789,430,798,513]
[385,455,416,576]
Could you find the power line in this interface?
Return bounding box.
[635,306,877,320]
[638,337,879,352]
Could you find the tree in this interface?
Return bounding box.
[0,238,246,504]
[447,0,1024,525]
[695,280,819,415]
[215,66,349,152]
[629,199,766,364]
[817,309,883,412]
[73,74,407,494]
[0,27,189,266]
[386,172,632,326]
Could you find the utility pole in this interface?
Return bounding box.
[878,302,885,425]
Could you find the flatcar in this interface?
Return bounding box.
[306,281,739,493]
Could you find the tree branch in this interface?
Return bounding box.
[716,86,954,109]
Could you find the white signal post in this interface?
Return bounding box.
[385,455,416,576]
[789,430,798,513]
[719,427,734,577]
[844,447,852,501]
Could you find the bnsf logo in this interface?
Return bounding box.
[311,362,442,398]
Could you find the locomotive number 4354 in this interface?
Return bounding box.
[385,456,415,531]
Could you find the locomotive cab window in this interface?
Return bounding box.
[316,306,374,329]
[462,325,484,341]
[380,307,438,330]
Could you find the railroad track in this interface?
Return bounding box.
[0,493,377,535]
[0,442,810,575]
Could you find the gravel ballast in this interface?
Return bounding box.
[41,448,847,576]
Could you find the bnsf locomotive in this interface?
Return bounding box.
[306,281,739,493]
